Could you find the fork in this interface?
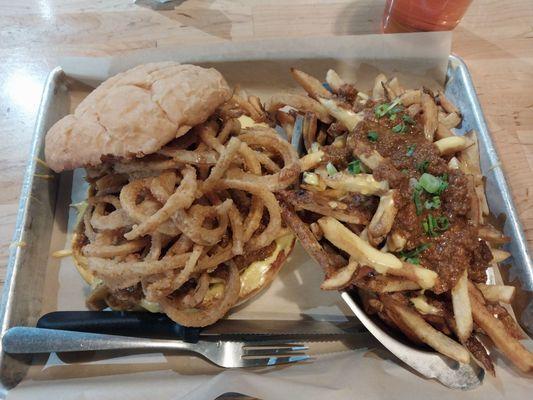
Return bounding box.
[2,327,310,368]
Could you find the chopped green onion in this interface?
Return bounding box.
[406,144,416,157]
[419,173,443,194]
[401,168,409,175]
[424,196,441,210]
[436,216,450,230]
[326,162,338,176]
[402,114,415,125]
[367,131,379,142]
[416,160,430,173]
[392,122,406,134]
[374,98,402,118]
[389,113,397,121]
[413,186,424,215]
[347,160,362,175]
[422,214,450,237]
[399,243,432,264]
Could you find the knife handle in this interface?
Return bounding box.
[37,311,201,343]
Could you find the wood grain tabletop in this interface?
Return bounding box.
[0,0,532,286]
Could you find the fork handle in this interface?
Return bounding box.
[2,327,191,354]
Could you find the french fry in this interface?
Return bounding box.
[290,68,332,100]
[491,248,511,263]
[476,283,515,304]
[276,110,295,142]
[409,295,443,316]
[267,93,332,123]
[437,91,460,115]
[478,225,510,244]
[318,217,437,289]
[406,103,421,117]
[354,275,420,293]
[318,98,364,131]
[464,335,495,376]
[368,190,398,246]
[321,260,359,290]
[372,73,387,99]
[302,111,318,152]
[323,172,389,196]
[468,283,533,373]
[388,77,405,97]
[386,232,407,252]
[400,89,421,106]
[451,269,473,342]
[384,297,470,364]
[326,69,345,93]
[421,92,438,141]
[434,136,473,155]
[352,141,385,170]
[299,150,324,171]
[435,122,454,140]
[439,111,462,129]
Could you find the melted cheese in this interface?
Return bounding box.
[410,295,440,315]
[203,234,294,303]
[237,115,268,129]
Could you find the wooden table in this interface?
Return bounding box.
[0,0,532,285]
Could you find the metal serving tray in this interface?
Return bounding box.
[0,55,531,395]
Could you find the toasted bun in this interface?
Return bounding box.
[45,62,231,172]
[72,218,295,309]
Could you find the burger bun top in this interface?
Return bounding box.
[45,62,231,173]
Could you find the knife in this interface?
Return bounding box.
[37,311,364,343]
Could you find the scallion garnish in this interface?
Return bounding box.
[326,162,338,176]
[347,159,362,175]
[416,160,430,173]
[422,214,450,237]
[402,114,415,125]
[424,196,441,210]
[398,243,432,264]
[367,131,379,142]
[413,186,424,215]
[406,144,416,157]
[392,122,407,134]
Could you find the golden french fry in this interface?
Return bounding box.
[468,283,533,373]
[355,275,420,293]
[318,98,364,131]
[368,190,398,246]
[267,93,332,123]
[434,136,473,155]
[421,92,438,141]
[352,141,385,170]
[400,89,421,106]
[389,301,470,364]
[317,217,437,288]
[388,77,405,97]
[323,172,389,196]
[452,269,473,342]
[299,150,324,171]
[409,295,442,316]
[435,122,454,140]
[437,91,460,115]
[478,225,510,244]
[407,103,421,118]
[372,73,387,99]
[276,110,295,142]
[326,69,345,93]
[290,68,332,100]
[386,232,407,252]
[476,283,515,303]
[439,112,462,128]
[491,248,511,263]
[321,260,359,290]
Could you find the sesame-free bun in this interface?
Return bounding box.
[45,62,231,172]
